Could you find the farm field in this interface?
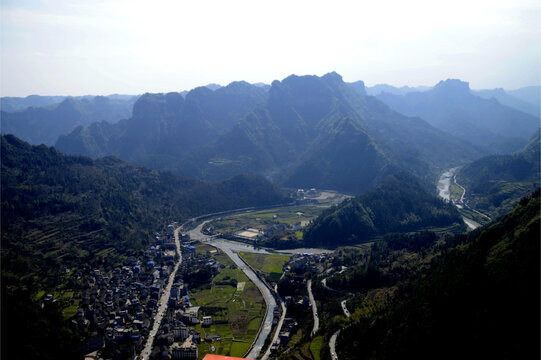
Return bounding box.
[239,252,290,283]
[189,244,265,359]
[450,183,464,202]
[209,205,326,235]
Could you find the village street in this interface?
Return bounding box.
[140,226,183,360]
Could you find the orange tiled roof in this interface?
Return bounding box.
[202,355,253,360]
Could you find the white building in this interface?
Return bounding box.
[202,316,212,326]
[171,335,198,360]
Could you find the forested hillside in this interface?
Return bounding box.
[1,134,290,359]
[456,129,540,218]
[302,172,464,247]
[1,134,289,279]
[56,82,268,167]
[338,190,540,359]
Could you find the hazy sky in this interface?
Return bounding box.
[1,0,540,96]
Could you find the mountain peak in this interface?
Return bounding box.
[322,71,343,82]
[433,79,471,96]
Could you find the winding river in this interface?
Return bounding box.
[437,168,481,230]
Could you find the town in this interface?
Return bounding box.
[54,212,340,360]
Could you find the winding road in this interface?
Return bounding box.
[188,221,277,359]
[340,300,350,318]
[329,329,340,360]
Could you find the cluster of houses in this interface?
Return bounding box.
[287,252,329,273]
[70,224,185,358]
[270,317,299,354]
[71,218,332,359]
[71,221,227,359]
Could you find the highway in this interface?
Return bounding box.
[261,285,287,360]
[329,329,340,360]
[307,279,319,337]
[140,226,183,360]
[188,221,277,359]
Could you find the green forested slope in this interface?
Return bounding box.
[2,134,289,277]
[339,190,540,359]
[302,172,464,247]
[456,129,540,218]
[1,134,289,359]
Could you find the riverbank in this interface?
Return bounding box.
[437,168,484,230]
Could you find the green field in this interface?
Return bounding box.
[208,206,325,235]
[310,336,323,360]
[450,183,464,202]
[239,252,290,283]
[195,243,218,257]
[190,246,265,359]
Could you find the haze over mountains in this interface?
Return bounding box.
[375,80,540,153]
[1,95,138,146]
[1,72,538,196]
[53,72,487,194]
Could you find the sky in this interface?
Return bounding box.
[1,0,540,96]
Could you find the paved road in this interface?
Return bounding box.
[140,226,183,360]
[261,286,287,360]
[340,299,350,318]
[188,221,277,359]
[329,329,340,360]
[321,277,334,292]
[307,279,319,337]
[454,175,467,204]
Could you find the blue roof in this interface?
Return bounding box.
[185,295,190,300]
[150,246,156,250]
[133,265,140,269]
[147,260,154,265]
[187,246,195,250]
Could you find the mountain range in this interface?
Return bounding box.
[0,94,137,113]
[473,87,540,118]
[56,72,483,194]
[1,95,138,146]
[375,79,540,153]
[362,83,431,96]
